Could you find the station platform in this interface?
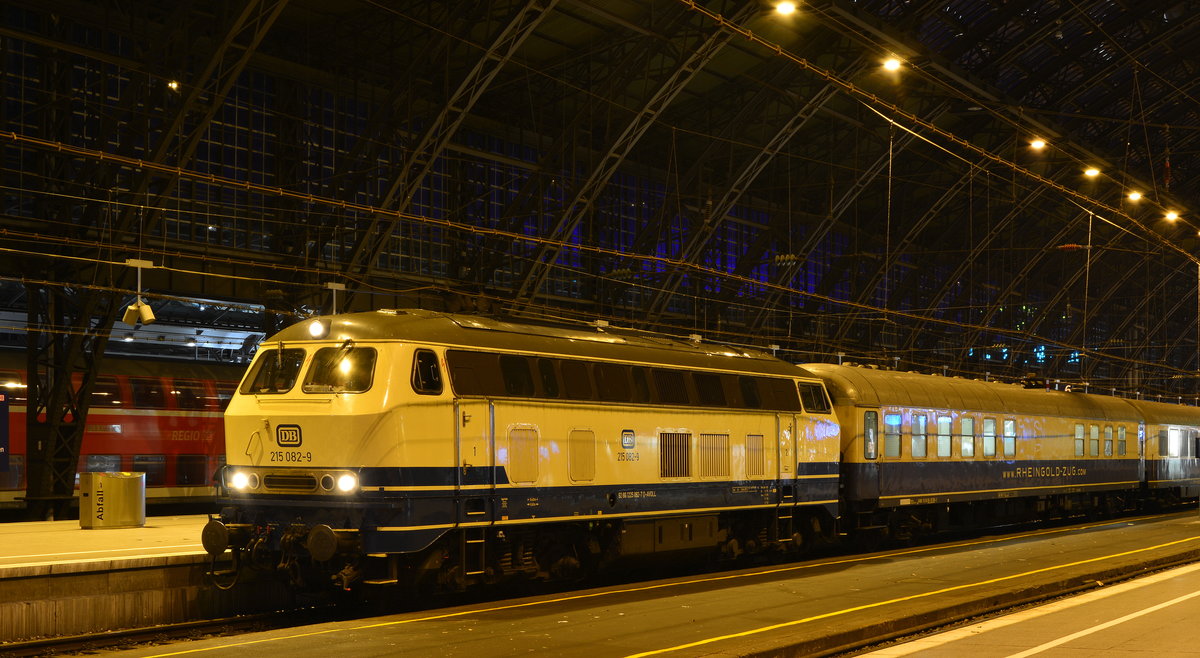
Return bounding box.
[0,515,207,571]
[92,511,1200,658]
[0,514,292,644]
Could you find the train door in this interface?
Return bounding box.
[454,398,495,522]
[1137,421,1146,486]
[776,413,797,543]
[454,398,495,579]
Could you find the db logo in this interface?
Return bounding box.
[276,425,302,447]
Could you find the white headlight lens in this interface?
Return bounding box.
[336,474,358,492]
[230,471,250,490]
[308,319,328,338]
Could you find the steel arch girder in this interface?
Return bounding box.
[345,0,561,281]
[511,3,757,308]
[643,69,864,324]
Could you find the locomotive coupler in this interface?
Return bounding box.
[201,517,251,555]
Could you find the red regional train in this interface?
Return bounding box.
[0,350,244,508]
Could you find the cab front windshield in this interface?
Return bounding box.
[303,342,377,393]
[240,348,306,394]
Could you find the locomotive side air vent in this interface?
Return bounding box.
[263,474,318,492]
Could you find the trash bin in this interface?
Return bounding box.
[79,472,146,529]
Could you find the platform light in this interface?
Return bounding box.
[1029,138,1046,150]
[883,57,902,71]
[775,1,797,14]
[1084,167,1100,177]
[1127,191,1142,201]
[1167,211,1180,221]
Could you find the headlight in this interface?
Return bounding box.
[228,471,259,491]
[336,473,358,493]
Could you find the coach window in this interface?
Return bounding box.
[740,377,762,409]
[912,414,928,458]
[630,367,651,403]
[1168,428,1183,457]
[694,373,725,407]
[1074,423,1085,456]
[84,454,121,472]
[561,361,594,400]
[0,371,26,404]
[134,455,167,486]
[883,413,902,458]
[176,455,208,486]
[864,411,879,460]
[798,383,833,414]
[241,348,306,395]
[537,359,561,398]
[1089,424,1100,457]
[215,383,235,410]
[304,345,377,393]
[1117,426,1127,456]
[595,363,632,402]
[961,417,976,457]
[982,418,997,457]
[90,376,123,407]
[131,378,167,408]
[411,349,443,395]
[500,355,535,397]
[171,380,207,409]
[1003,419,1016,457]
[0,455,23,489]
[937,416,952,458]
[652,369,690,405]
[1103,426,1114,457]
[768,378,803,412]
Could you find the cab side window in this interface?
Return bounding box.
[411,349,443,395]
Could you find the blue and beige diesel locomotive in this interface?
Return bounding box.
[202,309,841,589]
[201,309,1200,590]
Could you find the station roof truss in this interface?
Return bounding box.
[3,0,1200,401]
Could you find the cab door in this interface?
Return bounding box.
[775,413,797,543]
[454,399,495,524]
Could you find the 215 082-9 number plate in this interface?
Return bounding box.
[270,450,313,463]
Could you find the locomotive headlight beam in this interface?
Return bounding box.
[336,473,358,493]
